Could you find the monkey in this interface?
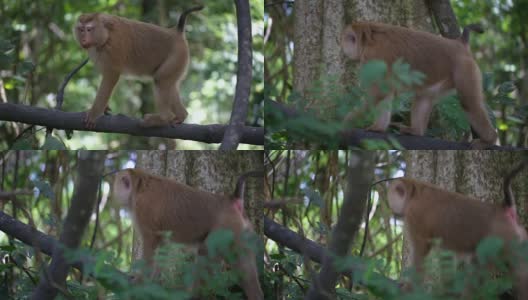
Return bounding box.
[340,22,498,148]
[386,170,528,298]
[112,168,264,300]
[74,6,203,129]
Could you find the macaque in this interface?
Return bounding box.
[112,168,264,300]
[74,6,203,128]
[387,167,528,298]
[341,22,498,148]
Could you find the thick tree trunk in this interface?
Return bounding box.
[293,0,431,120]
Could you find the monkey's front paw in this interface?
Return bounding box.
[84,111,102,129]
[104,106,112,115]
[171,117,185,126]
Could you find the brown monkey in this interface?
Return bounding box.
[74,6,203,128]
[387,170,528,298]
[341,22,498,148]
[112,168,264,300]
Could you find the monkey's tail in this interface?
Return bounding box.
[177,5,204,32]
[460,23,484,44]
[233,171,264,201]
[503,160,527,208]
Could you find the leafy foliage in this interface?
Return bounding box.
[265,60,424,149]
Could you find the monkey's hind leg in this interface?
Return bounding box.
[141,80,179,127]
[365,94,393,132]
[142,52,189,127]
[400,96,433,136]
[169,86,188,125]
[454,59,498,148]
[366,111,391,132]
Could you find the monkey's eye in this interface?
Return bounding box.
[347,33,356,43]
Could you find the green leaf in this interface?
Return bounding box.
[0,53,14,69]
[0,245,16,252]
[0,39,14,52]
[497,81,516,95]
[476,237,504,264]
[11,138,34,150]
[359,60,387,87]
[18,60,35,75]
[392,58,425,86]
[270,253,286,260]
[495,95,515,106]
[42,136,67,150]
[206,229,234,258]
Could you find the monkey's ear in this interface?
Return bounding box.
[359,26,374,45]
[388,180,407,216]
[343,31,356,43]
[100,15,115,30]
[121,175,131,189]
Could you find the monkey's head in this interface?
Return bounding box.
[387,179,412,217]
[340,23,374,60]
[112,169,134,208]
[75,13,112,49]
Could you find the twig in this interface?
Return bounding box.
[46,58,89,137]
[0,190,34,199]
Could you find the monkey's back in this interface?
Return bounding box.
[403,178,498,253]
[357,22,475,86]
[131,171,229,245]
[104,14,189,76]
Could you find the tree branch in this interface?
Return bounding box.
[220,0,254,150]
[0,103,264,146]
[0,190,33,199]
[33,151,106,299]
[0,209,129,287]
[0,210,83,271]
[426,0,461,38]
[268,100,520,150]
[305,152,375,299]
[264,217,324,265]
[264,216,399,293]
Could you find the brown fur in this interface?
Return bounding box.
[75,7,203,128]
[341,22,497,147]
[112,168,263,300]
[387,178,528,298]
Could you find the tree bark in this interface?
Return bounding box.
[220,0,254,150]
[426,0,461,38]
[305,151,375,300]
[0,103,263,146]
[32,151,106,300]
